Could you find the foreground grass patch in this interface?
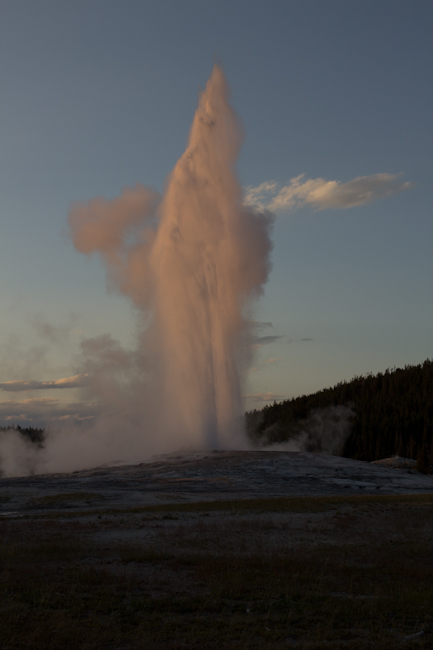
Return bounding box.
[0,496,432,649]
[138,492,433,513]
[28,492,433,520]
[28,492,105,510]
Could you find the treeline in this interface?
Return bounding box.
[0,425,45,446]
[246,359,433,473]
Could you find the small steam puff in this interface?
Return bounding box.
[0,430,40,478]
[0,65,273,476]
[252,405,354,455]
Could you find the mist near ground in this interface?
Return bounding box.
[0,404,356,478]
[250,404,355,456]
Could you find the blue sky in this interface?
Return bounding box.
[1,0,432,427]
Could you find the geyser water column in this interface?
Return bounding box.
[149,66,273,448]
[70,65,272,450]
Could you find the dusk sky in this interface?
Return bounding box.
[1,0,432,428]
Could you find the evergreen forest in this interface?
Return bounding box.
[245,359,433,473]
[0,425,44,446]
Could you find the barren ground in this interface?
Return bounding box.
[1,451,432,649]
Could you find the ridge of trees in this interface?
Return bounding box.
[0,425,45,446]
[245,359,433,473]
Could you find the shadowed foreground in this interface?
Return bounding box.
[1,452,432,648]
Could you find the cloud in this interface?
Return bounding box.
[252,321,274,330]
[0,397,98,426]
[244,173,413,213]
[0,374,90,392]
[248,357,280,373]
[244,392,285,404]
[251,335,284,347]
[0,334,147,428]
[0,339,50,382]
[0,397,60,422]
[29,313,79,344]
[0,397,58,407]
[250,322,283,348]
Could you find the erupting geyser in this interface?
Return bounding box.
[69,65,273,450]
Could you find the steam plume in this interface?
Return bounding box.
[68,65,273,453]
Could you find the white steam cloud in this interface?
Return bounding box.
[252,404,354,456]
[245,173,413,213]
[0,65,273,476]
[69,65,273,452]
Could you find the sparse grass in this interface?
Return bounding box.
[22,492,433,520]
[139,492,433,513]
[0,495,432,648]
[28,492,104,509]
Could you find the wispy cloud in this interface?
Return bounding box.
[0,334,145,428]
[244,173,413,213]
[248,357,281,373]
[0,397,59,422]
[252,321,274,330]
[244,392,285,403]
[0,374,90,392]
[0,339,50,383]
[29,313,79,344]
[0,397,98,425]
[252,335,284,347]
[250,321,283,348]
[0,397,58,407]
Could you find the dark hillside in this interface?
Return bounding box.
[246,359,433,472]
